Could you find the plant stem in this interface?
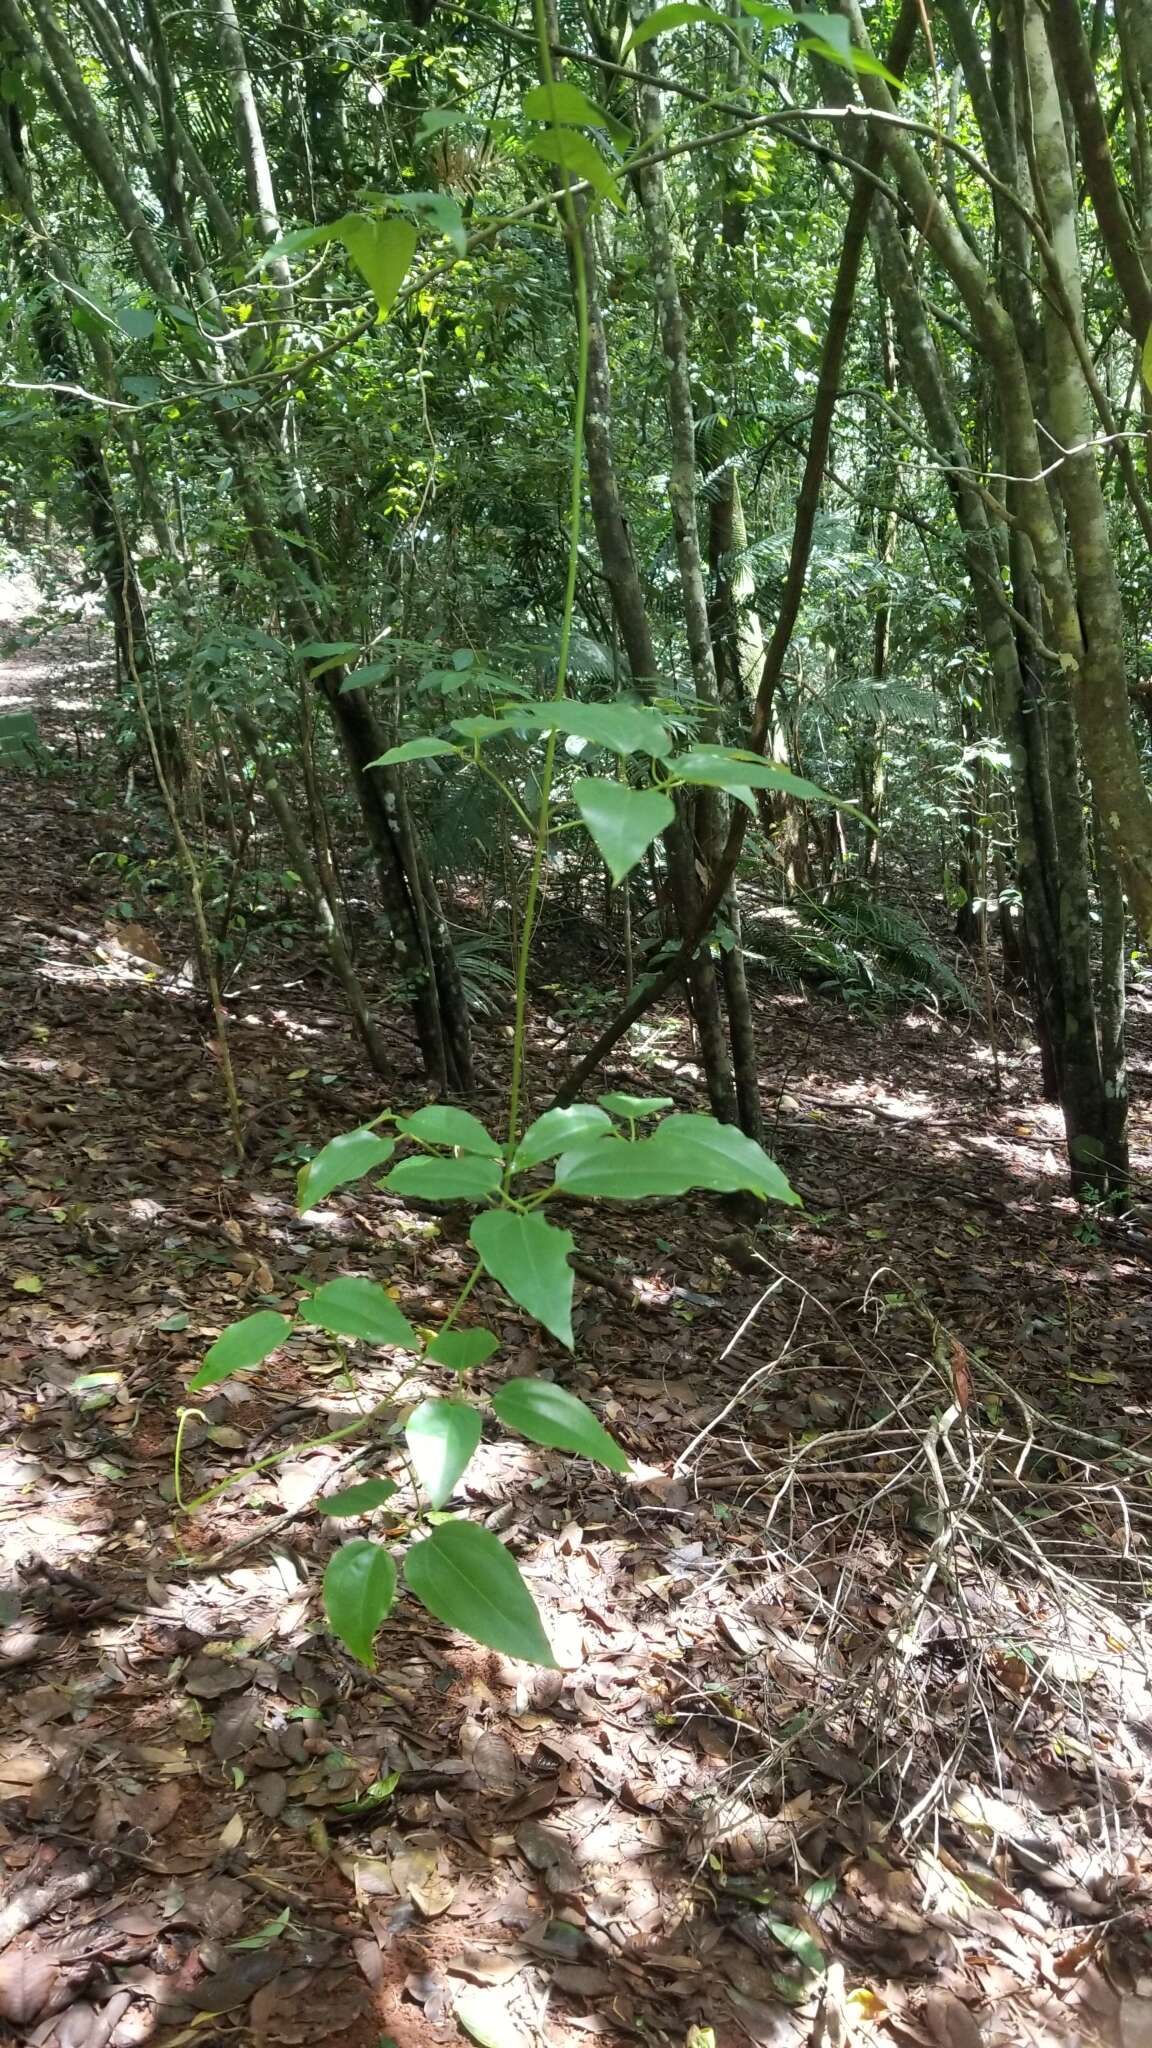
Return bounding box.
[504,0,591,1164]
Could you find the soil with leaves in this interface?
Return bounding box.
[4,652,1152,2048]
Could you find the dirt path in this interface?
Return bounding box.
[2,623,1152,2048]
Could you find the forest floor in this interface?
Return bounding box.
[4,615,1152,2048]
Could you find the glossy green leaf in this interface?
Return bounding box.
[552,1134,674,1200]
[188,1311,292,1392]
[341,659,395,688]
[624,0,727,50]
[795,8,851,54]
[800,30,900,79]
[404,1521,556,1665]
[598,1092,674,1120]
[336,214,418,316]
[554,1116,799,1205]
[766,1918,825,1974]
[670,748,847,806]
[503,700,673,758]
[385,1155,502,1200]
[469,1210,575,1348]
[335,1770,400,1816]
[523,81,610,128]
[492,1378,629,1472]
[405,1398,483,1508]
[654,1115,799,1202]
[452,713,520,741]
[739,0,792,25]
[297,1127,395,1213]
[397,1106,503,1156]
[323,1539,397,1666]
[317,1478,398,1516]
[425,1326,500,1371]
[513,1104,613,1169]
[572,778,675,884]
[263,223,338,260]
[116,303,156,339]
[300,1276,419,1349]
[366,738,459,765]
[524,129,622,208]
[393,188,467,252]
[229,1907,290,1950]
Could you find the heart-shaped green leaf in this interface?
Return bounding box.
[300,1277,419,1349]
[385,1155,502,1200]
[404,1521,556,1665]
[323,1539,397,1666]
[317,1479,398,1517]
[572,778,675,884]
[492,1378,629,1471]
[405,1398,483,1509]
[469,1211,575,1348]
[366,737,459,765]
[297,1127,395,1213]
[397,1106,503,1155]
[598,1092,674,1120]
[425,1327,500,1372]
[336,214,417,316]
[513,1104,613,1170]
[189,1311,292,1392]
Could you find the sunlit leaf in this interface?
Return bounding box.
[492,1378,629,1471]
[523,81,609,128]
[572,778,675,884]
[297,1127,395,1212]
[366,738,459,765]
[405,1398,483,1508]
[404,1521,556,1665]
[397,1106,503,1156]
[189,1311,292,1392]
[425,1327,501,1371]
[524,128,622,208]
[669,747,851,806]
[300,1276,419,1349]
[324,1539,397,1666]
[317,1479,399,1516]
[385,1155,501,1201]
[469,1210,575,1348]
[623,0,728,51]
[336,214,418,316]
[598,1092,674,1120]
[554,1115,799,1205]
[502,700,672,757]
[513,1104,613,1169]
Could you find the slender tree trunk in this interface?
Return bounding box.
[1094,809,1129,1189]
[234,709,392,1075]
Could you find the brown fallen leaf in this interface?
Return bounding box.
[211,1689,264,1762]
[552,1964,613,1996]
[183,1653,251,1700]
[166,1876,249,1938]
[410,1872,459,1917]
[448,1947,527,1988]
[0,1945,58,2025]
[253,1771,289,1819]
[922,1989,984,2048]
[471,1732,521,1788]
[515,1821,581,1894]
[187,1952,283,2012]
